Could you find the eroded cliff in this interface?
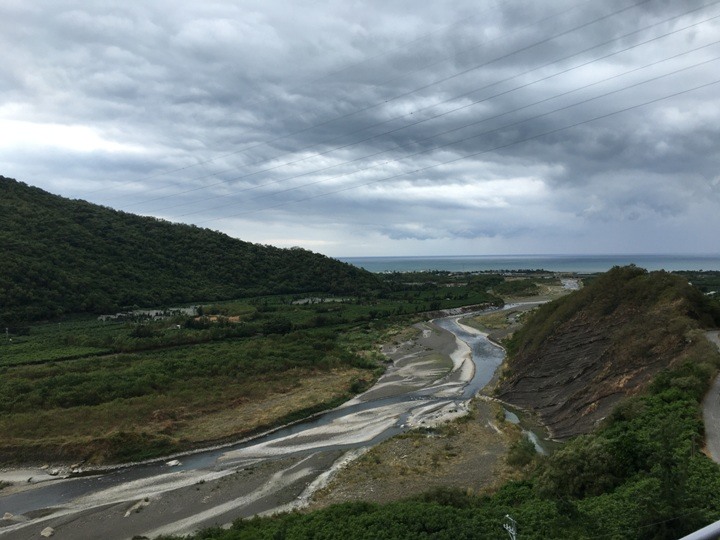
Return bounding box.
[496,266,719,439]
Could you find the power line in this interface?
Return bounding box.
[588,507,707,539]
[194,77,720,224]
[137,10,720,216]
[82,0,580,196]
[178,51,720,220]
[117,0,720,214]
[89,0,645,199]
[290,4,497,90]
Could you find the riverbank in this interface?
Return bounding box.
[307,296,579,510]
[0,311,487,539]
[307,307,542,509]
[308,398,517,509]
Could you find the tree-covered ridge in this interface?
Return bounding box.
[0,176,381,323]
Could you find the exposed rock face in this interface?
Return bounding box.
[496,267,713,439]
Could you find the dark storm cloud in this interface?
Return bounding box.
[0,0,718,255]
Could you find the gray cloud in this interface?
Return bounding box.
[1,0,719,256]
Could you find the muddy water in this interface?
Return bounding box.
[0,309,508,534]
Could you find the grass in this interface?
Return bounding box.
[0,316,389,464]
[171,368,367,442]
[0,277,510,465]
[463,311,514,332]
[0,318,114,366]
[0,368,372,465]
[3,282,488,464]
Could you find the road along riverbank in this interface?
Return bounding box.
[702,331,720,462]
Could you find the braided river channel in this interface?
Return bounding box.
[1,308,515,539]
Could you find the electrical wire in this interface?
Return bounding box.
[193,77,720,224]
[81,0,581,194]
[113,0,720,214]
[174,53,720,220]
[132,12,720,216]
[84,0,646,198]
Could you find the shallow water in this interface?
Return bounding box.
[1,310,507,517]
[434,316,505,397]
[503,408,546,455]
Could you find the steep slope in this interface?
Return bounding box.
[496,265,720,439]
[0,176,380,322]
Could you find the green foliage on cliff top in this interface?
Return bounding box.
[0,176,381,323]
[504,265,720,359]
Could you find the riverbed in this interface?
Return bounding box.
[0,309,510,539]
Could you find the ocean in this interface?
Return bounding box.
[339,254,720,274]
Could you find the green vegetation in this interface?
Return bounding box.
[7,179,720,536]
[163,357,720,539]
[494,266,720,439]
[0,325,373,463]
[506,435,537,468]
[492,278,540,297]
[1,332,368,414]
[505,265,720,359]
[0,176,380,323]
[0,276,502,463]
[163,267,720,539]
[675,270,720,296]
[2,176,576,465]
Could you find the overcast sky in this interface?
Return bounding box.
[1,0,719,257]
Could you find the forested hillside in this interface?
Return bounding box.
[497,265,720,438]
[0,176,380,323]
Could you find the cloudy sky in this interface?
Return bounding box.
[1,0,719,257]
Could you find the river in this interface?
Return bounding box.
[0,309,509,539]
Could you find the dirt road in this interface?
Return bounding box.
[702,331,720,462]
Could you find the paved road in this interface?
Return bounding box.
[702,331,720,462]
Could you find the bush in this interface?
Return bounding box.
[506,435,537,468]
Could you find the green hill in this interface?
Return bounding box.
[0,176,380,323]
[497,265,720,438]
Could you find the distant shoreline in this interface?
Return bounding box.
[339,254,720,273]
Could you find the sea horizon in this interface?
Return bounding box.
[338,254,720,273]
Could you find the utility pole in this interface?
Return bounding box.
[503,514,518,540]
